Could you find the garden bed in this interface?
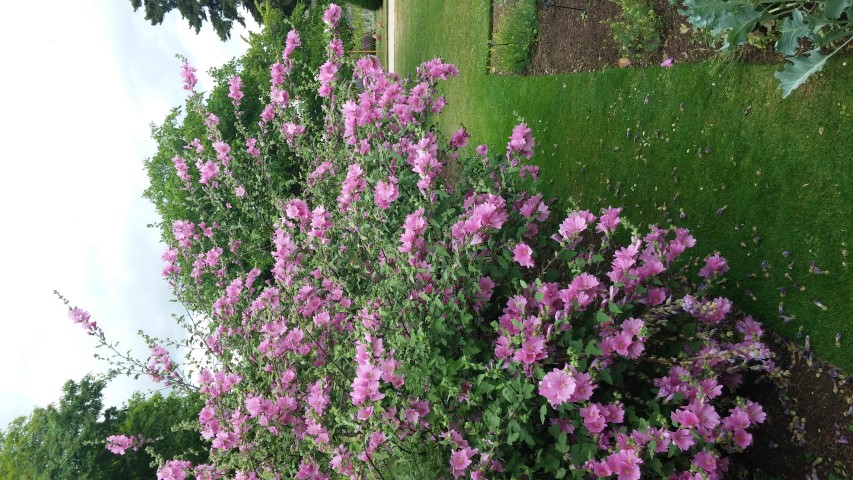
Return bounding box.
[491,0,783,75]
[731,332,853,479]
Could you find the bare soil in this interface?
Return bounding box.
[493,0,783,75]
[730,332,853,479]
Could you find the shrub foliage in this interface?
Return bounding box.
[72,4,775,479]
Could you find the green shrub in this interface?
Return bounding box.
[345,4,378,51]
[345,0,383,10]
[491,0,539,75]
[605,0,661,57]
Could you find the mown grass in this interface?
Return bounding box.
[490,0,539,74]
[395,0,853,371]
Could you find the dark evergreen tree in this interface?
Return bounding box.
[129,0,298,40]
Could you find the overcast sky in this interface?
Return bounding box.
[0,1,257,428]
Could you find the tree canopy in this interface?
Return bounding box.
[129,0,299,41]
[0,376,205,479]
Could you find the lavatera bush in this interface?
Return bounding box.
[68,4,776,479]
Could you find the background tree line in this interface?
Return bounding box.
[0,375,206,479]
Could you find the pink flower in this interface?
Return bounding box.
[450,127,469,149]
[692,450,716,474]
[555,210,597,243]
[732,428,753,449]
[539,369,577,407]
[172,156,190,182]
[671,408,700,429]
[329,38,344,58]
[235,186,245,198]
[180,62,197,91]
[374,179,399,209]
[476,144,489,156]
[260,104,275,123]
[106,435,133,455]
[661,56,674,68]
[69,307,97,332]
[270,63,287,86]
[213,141,231,161]
[513,336,546,364]
[157,460,193,480]
[513,243,534,268]
[744,400,766,424]
[671,428,695,451]
[245,138,260,158]
[507,123,535,159]
[323,4,341,28]
[449,448,474,479]
[284,30,301,59]
[580,404,606,433]
[597,206,622,234]
[270,87,289,105]
[699,253,729,279]
[722,408,751,431]
[338,163,367,211]
[280,122,305,146]
[198,161,219,185]
[606,449,642,480]
[228,75,244,104]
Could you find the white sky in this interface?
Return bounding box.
[0,1,257,428]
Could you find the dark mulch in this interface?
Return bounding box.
[730,332,853,479]
[493,0,783,75]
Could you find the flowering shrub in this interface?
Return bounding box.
[72,4,776,479]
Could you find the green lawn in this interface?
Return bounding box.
[394,0,853,371]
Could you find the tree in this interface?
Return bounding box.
[0,376,205,479]
[129,0,299,41]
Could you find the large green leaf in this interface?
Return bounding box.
[774,49,828,98]
[776,9,808,56]
[825,0,853,19]
[720,5,769,48]
[809,26,853,48]
[680,0,729,30]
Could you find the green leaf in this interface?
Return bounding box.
[506,419,522,445]
[809,27,852,48]
[554,429,569,452]
[608,302,623,314]
[484,407,501,431]
[542,454,561,472]
[774,49,828,98]
[540,404,548,424]
[485,408,501,431]
[502,386,517,403]
[585,341,603,356]
[476,380,496,395]
[680,0,739,30]
[522,382,536,398]
[776,9,808,56]
[497,254,509,269]
[826,0,853,19]
[721,5,769,48]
